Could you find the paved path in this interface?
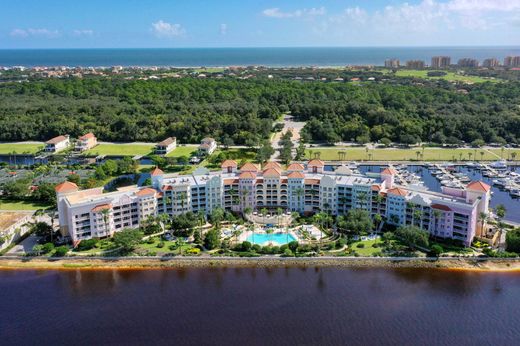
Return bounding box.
[270,114,306,160]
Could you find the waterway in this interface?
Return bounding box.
[1,268,519,345]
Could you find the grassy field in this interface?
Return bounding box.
[306,147,508,161]
[392,69,497,83]
[0,143,44,155]
[85,143,155,156]
[0,200,51,211]
[165,146,198,157]
[350,238,385,256]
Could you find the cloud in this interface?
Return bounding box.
[446,0,520,12]
[72,29,94,37]
[262,7,326,19]
[220,23,227,35]
[10,28,60,38]
[151,20,185,38]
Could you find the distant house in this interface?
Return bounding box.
[198,137,217,155]
[155,137,177,155]
[75,132,97,152]
[45,135,70,153]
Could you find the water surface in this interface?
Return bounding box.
[1,268,519,345]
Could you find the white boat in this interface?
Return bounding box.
[490,160,508,170]
[511,189,520,198]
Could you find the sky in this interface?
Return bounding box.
[0,0,519,48]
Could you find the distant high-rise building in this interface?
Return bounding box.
[457,58,479,68]
[482,58,500,68]
[504,56,520,68]
[431,56,451,68]
[406,60,425,69]
[384,59,400,68]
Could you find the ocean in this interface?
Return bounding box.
[0,47,519,67]
[1,267,520,345]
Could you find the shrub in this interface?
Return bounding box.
[252,244,261,253]
[288,241,299,252]
[77,239,98,251]
[157,241,165,248]
[169,244,176,251]
[240,241,252,252]
[53,246,69,257]
[336,238,346,249]
[430,244,444,256]
[41,242,55,254]
[146,238,155,244]
[281,248,294,257]
[356,243,365,248]
[186,248,201,255]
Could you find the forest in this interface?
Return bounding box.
[0,76,519,145]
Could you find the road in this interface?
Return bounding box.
[270,114,306,160]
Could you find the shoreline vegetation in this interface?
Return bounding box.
[2,256,520,272]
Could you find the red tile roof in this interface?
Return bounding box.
[263,168,281,177]
[239,171,257,179]
[91,204,112,213]
[55,181,78,193]
[224,179,239,185]
[467,181,491,192]
[263,161,281,170]
[221,160,238,168]
[387,187,408,197]
[288,171,305,179]
[287,163,305,171]
[157,137,176,146]
[371,184,381,191]
[150,167,164,176]
[305,178,320,185]
[46,135,68,144]
[240,162,258,172]
[431,204,451,212]
[136,188,157,197]
[308,159,325,167]
[78,132,95,140]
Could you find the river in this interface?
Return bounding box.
[1,268,519,345]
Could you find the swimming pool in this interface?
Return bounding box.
[246,232,296,245]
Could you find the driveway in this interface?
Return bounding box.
[7,234,41,255]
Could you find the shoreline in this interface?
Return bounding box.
[2,256,520,272]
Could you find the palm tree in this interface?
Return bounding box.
[512,152,518,162]
[292,187,304,212]
[247,222,256,244]
[101,208,110,236]
[276,207,283,227]
[468,152,473,161]
[406,202,415,226]
[373,214,383,232]
[480,151,485,161]
[432,209,442,236]
[374,194,384,215]
[413,209,423,229]
[357,191,369,210]
[415,151,421,160]
[478,212,488,238]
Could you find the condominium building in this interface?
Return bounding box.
[384,59,400,68]
[431,56,451,69]
[504,56,520,68]
[75,133,97,152]
[457,58,479,68]
[406,60,425,69]
[482,58,500,68]
[45,135,70,153]
[57,160,490,246]
[155,137,177,155]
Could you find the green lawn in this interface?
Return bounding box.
[350,239,385,256]
[0,200,51,210]
[393,69,498,83]
[490,149,520,161]
[306,147,503,161]
[165,146,198,157]
[84,143,155,156]
[0,143,44,155]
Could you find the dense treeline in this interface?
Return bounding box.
[0,77,519,144]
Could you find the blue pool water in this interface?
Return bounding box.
[247,233,296,245]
